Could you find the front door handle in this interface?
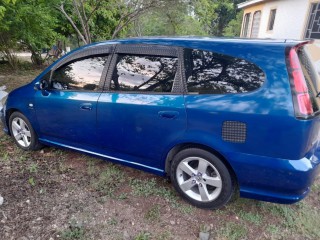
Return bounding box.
[158,111,179,119]
[80,103,92,111]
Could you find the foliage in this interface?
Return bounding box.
[0,0,61,67]
[223,10,243,37]
[194,0,243,36]
[56,0,163,43]
[0,0,244,69]
[130,0,207,36]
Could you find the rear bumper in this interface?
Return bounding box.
[225,149,320,204]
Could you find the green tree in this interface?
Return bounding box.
[0,0,18,68]
[0,0,62,67]
[193,0,242,36]
[223,10,243,37]
[56,0,162,44]
[129,0,207,36]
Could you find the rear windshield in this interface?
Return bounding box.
[297,44,320,113]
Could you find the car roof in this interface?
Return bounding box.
[90,36,305,48]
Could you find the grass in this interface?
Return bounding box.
[156,231,172,240]
[215,222,248,240]
[130,178,195,214]
[144,204,161,221]
[28,162,38,173]
[239,210,262,225]
[134,232,151,240]
[92,165,125,197]
[60,219,86,240]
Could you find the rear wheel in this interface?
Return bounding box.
[9,112,42,150]
[171,148,235,209]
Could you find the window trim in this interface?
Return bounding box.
[103,44,184,94]
[267,8,277,32]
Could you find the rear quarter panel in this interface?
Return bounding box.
[183,43,303,159]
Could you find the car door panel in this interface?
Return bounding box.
[96,45,187,169]
[34,49,113,146]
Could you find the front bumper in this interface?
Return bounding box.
[225,148,320,204]
[0,106,9,135]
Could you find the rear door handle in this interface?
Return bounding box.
[158,111,179,119]
[80,103,92,111]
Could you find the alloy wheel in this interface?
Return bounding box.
[176,157,222,202]
[11,117,32,148]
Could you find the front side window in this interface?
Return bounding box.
[110,55,178,92]
[51,56,108,91]
[184,49,265,94]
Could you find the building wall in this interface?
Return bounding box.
[259,0,310,39]
[307,40,320,73]
[240,0,314,39]
[241,3,265,37]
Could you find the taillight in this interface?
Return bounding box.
[288,47,313,117]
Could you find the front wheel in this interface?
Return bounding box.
[171,148,235,209]
[9,112,42,150]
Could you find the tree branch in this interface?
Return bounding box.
[72,0,90,43]
[56,4,88,44]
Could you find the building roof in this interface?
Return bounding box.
[238,0,270,9]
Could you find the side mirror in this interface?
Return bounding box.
[39,79,49,90]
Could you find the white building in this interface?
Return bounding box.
[238,0,319,40]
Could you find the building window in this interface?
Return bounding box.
[251,11,261,38]
[242,13,251,37]
[267,9,277,31]
[305,2,320,39]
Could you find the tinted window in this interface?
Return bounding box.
[51,56,108,91]
[185,49,265,94]
[110,55,178,92]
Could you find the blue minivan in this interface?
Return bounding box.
[1,37,320,209]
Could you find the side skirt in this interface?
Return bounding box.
[39,138,166,176]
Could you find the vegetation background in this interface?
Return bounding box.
[0,0,243,69]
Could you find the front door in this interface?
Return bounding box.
[97,45,186,169]
[35,54,110,147]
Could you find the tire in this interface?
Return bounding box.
[9,112,42,151]
[170,148,235,209]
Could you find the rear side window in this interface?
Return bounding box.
[298,45,320,113]
[110,55,178,93]
[184,49,265,94]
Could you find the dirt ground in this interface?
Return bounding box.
[0,63,320,240]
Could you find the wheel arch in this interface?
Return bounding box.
[5,108,21,135]
[164,143,238,184]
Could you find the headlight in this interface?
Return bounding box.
[0,94,8,109]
